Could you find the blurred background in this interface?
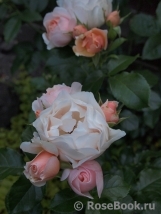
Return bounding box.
[0,0,161,213]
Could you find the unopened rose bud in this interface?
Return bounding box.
[24,151,60,186]
[106,11,120,27]
[61,160,103,199]
[73,25,88,38]
[101,101,119,123]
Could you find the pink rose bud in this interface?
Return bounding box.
[24,151,60,187]
[73,28,108,57]
[101,101,119,123]
[106,11,121,27]
[61,160,103,199]
[73,25,88,38]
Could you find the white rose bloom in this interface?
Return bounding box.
[57,0,113,29]
[29,89,125,168]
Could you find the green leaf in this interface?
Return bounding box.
[142,34,161,60]
[20,10,42,22]
[136,169,161,201]
[134,70,158,87]
[21,126,36,142]
[22,0,49,12]
[153,158,161,169]
[130,14,159,37]
[4,17,21,42]
[5,175,45,214]
[109,72,150,110]
[107,55,138,76]
[135,150,161,164]
[83,70,105,95]
[0,148,24,180]
[11,0,22,4]
[92,53,101,68]
[148,91,161,110]
[156,2,161,26]
[120,110,139,132]
[31,77,48,91]
[46,52,87,85]
[0,4,8,20]
[27,51,42,73]
[143,109,161,129]
[107,38,126,53]
[102,175,130,201]
[50,188,88,213]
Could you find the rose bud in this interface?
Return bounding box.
[106,11,120,27]
[73,25,88,38]
[73,28,108,57]
[61,160,103,199]
[24,151,60,187]
[101,101,119,123]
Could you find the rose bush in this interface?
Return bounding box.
[57,0,112,28]
[21,82,125,168]
[61,160,103,198]
[42,7,76,49]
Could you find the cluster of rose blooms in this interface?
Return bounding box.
[20,82,125,198]
[42,0,120,57]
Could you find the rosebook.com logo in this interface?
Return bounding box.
[74,201,155,212]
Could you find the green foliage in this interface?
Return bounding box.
[130,14,159,37]
[130,1,161,60]
[5,175,45,214]
[142,35,161,60]
[134,70,158,87]
[0,148,24,180]
[109,72,150,110]
[19,10,42,22]
[4,17,22,42]
[50,188,88,213]
[107,55,139,76]
[102,175,130,201]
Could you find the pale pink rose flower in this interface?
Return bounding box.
[73,28,108,57]
[33,88,125,168]
[42,7,77,49]
[32,82,82,116]
[24,151,60,187]
[61,160,103,199]
[101,101,119,123]
[106,11,121,27]
[73,25,88,38]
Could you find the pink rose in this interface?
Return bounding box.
[73,28,108,57]
[42,7,77,49]
[101,101,119,123]
[73,25,88,38]
[106,11,121,27]
[61,160,103,199]
[32,82,82,116]
[24,151,60,187]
